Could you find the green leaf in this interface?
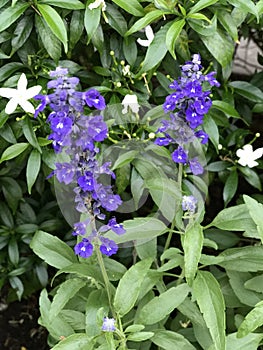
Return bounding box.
[228,81,263,103]
[239,167,262,191]
[166,19,185,59]
[138,284,190,325]
[0,202,14,228]
[114,258,152,316]
[35,14,61,61]
[11,15,33,54]
[111,150,138,170]
[137,22,170,74]
[38,0,85,9]
[203,113,219,150]
[127,331,154,342]
[0,3,29,32]
[22,116,42,153]
[123,36,137,66]
[26,149,41,194]
[217,10,238,42]
[112,0,144,16]
[188,15,217,37]
[37,4,68,52]
[0,123,16,144]
[106,4,127,36]
[106,217,167,244]
[51,334,92,349]
[135,238,157,260]
[183,224,203,286]
[211,100,240,119]
[85,290,109,337]
[201,29,234,68]
[49,278,86,319]
[8,237,19,265]
[188,0,218,14]
[1,177,23,213]
[125,10,165,36]
[152,330,196,350]
[237,301,263,338]
[227,0,258,21]
[0,62,24,83]
[243,195,263,243]
[84,4,101,45]
[69,10,84,51]
[223,169,238,206]
[0,142,29,163]
[193,271,226,350]
[226,332,263,350]
[9,276,23,300]
[245,274,263,293]
[30,230,78,269]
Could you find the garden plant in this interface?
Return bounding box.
[1,0,263,349]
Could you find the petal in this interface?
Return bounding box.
[242,144,253,153]
[247,160,259,168]
[237,158,248,167]
[236,148,245,158]
[5,98,18,114]
[17,73,28,91]
[137,38,151,47]
[0,87,16,98]
[252,147,263,160]
[145,25,154,42]
[26,85,42,99]
[19,100,35,114]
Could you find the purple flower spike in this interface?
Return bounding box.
[74,238,93,258]
[99,237,118,256]
[84,89,106,110]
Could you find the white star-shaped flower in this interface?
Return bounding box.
[0,73,42,114]
[121,94,140,114]
[88,0,106,11]
[236,144,263,168]
[137,25,154,47]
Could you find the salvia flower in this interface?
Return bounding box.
[182,195,198,214]
[156,54,219,175]
[35,67,125,258]
[102,317,116,332]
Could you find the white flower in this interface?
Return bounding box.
[88,0,106,11]
[122,94,140,114]
[122,65,130,76]
[0,73,42,114]
[137,25,154,47]
[236,144,263,168]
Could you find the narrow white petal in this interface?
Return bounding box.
[26,85,42,99]
[17,73,28,91]
[0,87,16,98]
[145,25,154,42]
[5,98,18,114]
[19,100,35,114]
[137,38,151,47]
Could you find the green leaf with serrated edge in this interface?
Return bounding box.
[152,330,196,350]
[111,150,139,170]
[106,4,127,36]
[229,81,263,103]
[227,270,261,307]
[37,4,68,52]
[49,278,86,319]
[0,3,29,32]
[243,195,263,243]
[106,217,167,244]
[51,334,92,349]
[35,13,61,62]
[188,0,218,14]
[30,230,77,269]
[11,16,33,55]
[205,204,256,231]
[125,10,166,36]
[22,116,42,153]
[84,5,101,45]
[112,0,144,16]
[217,10,238,42]
[227,332,263,350]
[127,332,154,342]
[211,100,240,118]
[183,223,203,286]
[237,301,263,338]
[228,0,258,21]
[166,19,185,59]
[38,0,85,9]
[138,284,190,325]
[245,274,263,293]
[114,258,152,317]
[137,22,171,74]
[0,143,29,163]
[201,29,234,68]
[203,113,219,150]
[193,271,226,350]
[85,290,109,337]
[26,149,41,194]
[223,169,238,206]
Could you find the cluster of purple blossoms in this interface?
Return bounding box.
[34,67,125,258]
[155,54,220,175]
